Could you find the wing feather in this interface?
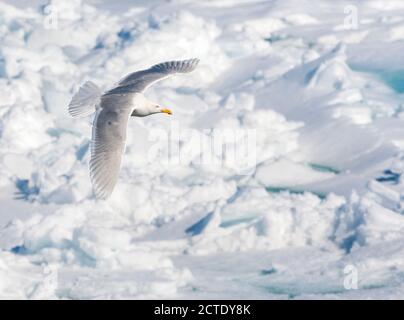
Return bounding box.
[90,95,132,199]
[104,58,199,95]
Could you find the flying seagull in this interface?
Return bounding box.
[68,58,200,199]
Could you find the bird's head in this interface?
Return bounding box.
[133,105,172,117]
[132,96,173,117]
[146,99,172,116]
[154,105,172,115]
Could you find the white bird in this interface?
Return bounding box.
[68,58,200,199]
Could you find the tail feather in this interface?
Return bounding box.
[68,81,101,118]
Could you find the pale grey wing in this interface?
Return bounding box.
[90,97,131,199]
[104,58,199,95]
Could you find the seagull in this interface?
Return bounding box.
[68,58,200,199]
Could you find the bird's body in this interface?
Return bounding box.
[68,58,199,198]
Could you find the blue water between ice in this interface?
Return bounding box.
[350,65,404,94]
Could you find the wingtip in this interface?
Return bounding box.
[92,183,113,200]
[190,58,200,65]
[94,192,110,200]
[184,58,200,71]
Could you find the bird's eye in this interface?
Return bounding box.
[155,105,159,109]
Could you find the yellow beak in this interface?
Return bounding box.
[160,108,172,115]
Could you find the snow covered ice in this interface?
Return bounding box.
[2,0,404,299]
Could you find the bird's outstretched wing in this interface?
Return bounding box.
[104,58,199,95]
[90,95,132,199]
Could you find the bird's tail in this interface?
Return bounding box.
[68,81,102,118]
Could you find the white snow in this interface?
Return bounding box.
[1,0,404,299]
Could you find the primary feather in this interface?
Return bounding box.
[104,58,199,95]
